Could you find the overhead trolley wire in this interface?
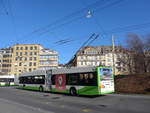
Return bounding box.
[15,0,123,43]
[0,0,8,15]
[104,22,150,34]
[66,33,99,65]
[37,0,124,36]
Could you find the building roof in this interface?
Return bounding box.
[14,44,41,46]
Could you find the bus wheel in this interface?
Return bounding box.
[23,84,26,88]
[39,86,44,92]
[70,87,77,96]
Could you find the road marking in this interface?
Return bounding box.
[45,102,52,104]
[82,108,92,112]
[60,105,65,108]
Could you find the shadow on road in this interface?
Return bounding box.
[16,87,106,98]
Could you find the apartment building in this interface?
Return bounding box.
[0,48,12,75]
[10,44,58,75]
[0,50,2,73]
[39,48,58,70]
[11,44,40,75]
[68,46,128,75]
[0,44,58,76]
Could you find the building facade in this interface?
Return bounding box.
[69,46,129,75]
[0,48,12,75]
[11,44,41,75]
[39,48,58,70]
[0,44,59,76]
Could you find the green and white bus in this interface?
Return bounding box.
[19,67,114,95]
[0,75,15,86]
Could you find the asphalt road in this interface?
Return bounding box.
[0,87,150,113]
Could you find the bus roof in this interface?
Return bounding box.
[20,66,97,77]
[0,75,15,78]
[52,66,97,74]
[20,70,46,77]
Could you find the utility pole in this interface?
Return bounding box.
[112,35,115,76]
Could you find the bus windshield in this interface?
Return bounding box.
[99,68,113,80]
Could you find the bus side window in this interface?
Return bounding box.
[19,77,22,83]
[27,76,31,84]
[41,75,45,84]
[68,74,78,85]
[9,78,14,82]
[51,75,55,85]
[37,75,44,84]
[79,74,84,85]
[31,76,34,84]
[79,73,85,85]
[84,73,89,84]
[22,77,26,84]
[79,72,97,86]
[88,72,97,86]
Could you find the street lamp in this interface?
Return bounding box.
[86,10,92,18]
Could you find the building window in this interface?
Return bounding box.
[92,62,95,65]
[30,52,32,55]
[33,63,36,66]
[29,62,32,66]
[85,62,87,65]
[30,47,33,50]
[34,57,37,61]
[78,62,81,65]
[97,56,100,60]
[19,63,22,66]
[20,52,22,56]
[24,57,27,61]
[16,52,18,56]
[29,68,32,72]
[25,52,28,55]
[25,47,28,50]
[20,47,23,50]
[117,67,121,72]
[92,56,96,60]
[34,52,37,55]
[34,46,37,50]
[20,57,22,61]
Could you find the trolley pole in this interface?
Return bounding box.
[112,35,115,76]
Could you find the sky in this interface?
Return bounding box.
[0,0,150,64]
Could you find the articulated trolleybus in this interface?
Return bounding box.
[19,67,114,95]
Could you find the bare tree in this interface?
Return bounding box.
[126,33,150,73]
[116,48,134,74]
[116,33,150,74]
